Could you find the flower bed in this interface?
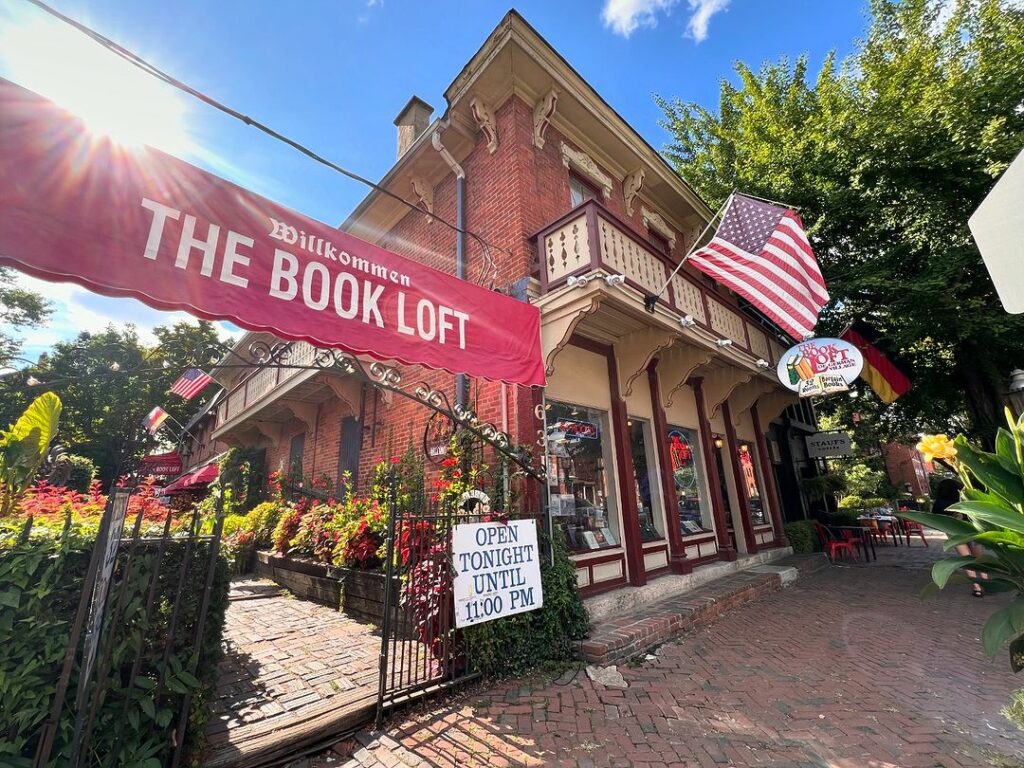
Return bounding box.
[254,550,399,623]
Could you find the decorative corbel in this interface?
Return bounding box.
[727,379,776,427]
[539,288,604,375]
[754,390,799,432]
[615,328,676,397]
[280,400,318,433]
[660,344,714,409]
[700,366,754,420]
[533,87,558,149]
[250,421,284,447]
[623,167,645,217]
[322,375,362,417]
[410,176,433,222]
[468,96,498,154]
[560,142,612,200]
[641,206,677,251]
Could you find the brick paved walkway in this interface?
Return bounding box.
[314,535,1023,768]
[204,579,381,767]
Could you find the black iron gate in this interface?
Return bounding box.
[375,483,484,726]
[25,470,228,767]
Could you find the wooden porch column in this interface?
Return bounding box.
[721,401,758,554]
[751,401,789,547]
[690,376,737,561]
[648,360,692,574]
[609,349,646,586]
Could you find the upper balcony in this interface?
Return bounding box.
[213,340,363,443]
[533,199,786,364]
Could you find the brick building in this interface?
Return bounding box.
[186,12,822,597]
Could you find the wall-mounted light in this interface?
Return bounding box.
[566,273,597,288]
[713,435,724,449]
[627,419,633,426]
[679,315,696,328]
[604,274,626,286]
[715,338,733,348]
[755,358,770,369]
[739,443,750,453]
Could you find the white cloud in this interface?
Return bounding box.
[685,0,730,43]
[600,0,729,42]
[601,0,679,38]
[9,273,235,362]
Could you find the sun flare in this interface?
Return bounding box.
[0,7,194,155]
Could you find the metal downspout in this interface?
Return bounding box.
[432,127,469,407]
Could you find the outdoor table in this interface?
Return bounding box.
[858,515,902,547]
[831,525,876,562]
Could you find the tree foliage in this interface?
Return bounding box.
[0,321,222,487]
[0,267,51,365]
[657,0,1024,441]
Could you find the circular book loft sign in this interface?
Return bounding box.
[776,337,864,398]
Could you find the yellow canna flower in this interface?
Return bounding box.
[917,434,957,463]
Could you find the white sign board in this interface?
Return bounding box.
[452,519,543,628]
[776,337,864,398]
[806,432,854,458]
[969,148,1024,314]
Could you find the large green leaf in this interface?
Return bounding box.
[995,428,1021,477]
[950,501,1024,535]
[898,511,976,538]
[972,530,1024,549]
[5,392,60,451]
[981,600,1024,658]
[931,556,978,588]
[954,436,1024,506]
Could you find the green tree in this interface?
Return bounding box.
[657,0,1024,443]
[0,267,51,365]
[0,320,222,486]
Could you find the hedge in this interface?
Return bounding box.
[0,519,229,766]
[463,527,589,677]
[783,520,820,554]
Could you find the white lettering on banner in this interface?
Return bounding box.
[452,520,543,628]
[140,199,472,350]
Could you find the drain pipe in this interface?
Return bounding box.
[432,126,468,408]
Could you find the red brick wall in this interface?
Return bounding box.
[881,442,930,497]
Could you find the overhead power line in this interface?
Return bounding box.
[23,0,511,268]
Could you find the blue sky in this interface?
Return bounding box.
[0,0,868,359]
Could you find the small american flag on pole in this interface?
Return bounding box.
[169,368,213,400]
[688,193,829,341]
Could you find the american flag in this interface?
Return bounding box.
[688,193,829,341]
[169,368,213,400]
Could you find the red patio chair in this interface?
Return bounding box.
[816,523,858,563]
[901,519,929,546]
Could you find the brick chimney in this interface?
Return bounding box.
[394,96,434,159]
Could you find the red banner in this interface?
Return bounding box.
[0,79,545,386]
[138,451,183,477]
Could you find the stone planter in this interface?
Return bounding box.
[255,551,399,624]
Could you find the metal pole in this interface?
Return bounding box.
[375,471,400,727]
[643,192,734,313]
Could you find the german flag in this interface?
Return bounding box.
[840,321,912,404]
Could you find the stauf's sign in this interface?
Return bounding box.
[805,432,854,459]
[0,78,545,387]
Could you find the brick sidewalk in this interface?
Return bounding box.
[312,535,1023,768]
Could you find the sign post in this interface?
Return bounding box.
[452,519,543,628]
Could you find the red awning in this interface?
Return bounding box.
[161,463,219,495]
[0,78,545,387]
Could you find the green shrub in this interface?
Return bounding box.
[0,518,228,765]
[861,496,891,508]
[221,513,248,538]
[784,520,820,553]
[837,495,865,509]
[63,454,97,492]
[822,510,862,527]
[464,526,589,677]
[242,501,284,546]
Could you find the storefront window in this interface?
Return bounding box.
[666,426,712,536]
[738,443,766,525]
[629,418,663,542]
[546,401,620,552]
